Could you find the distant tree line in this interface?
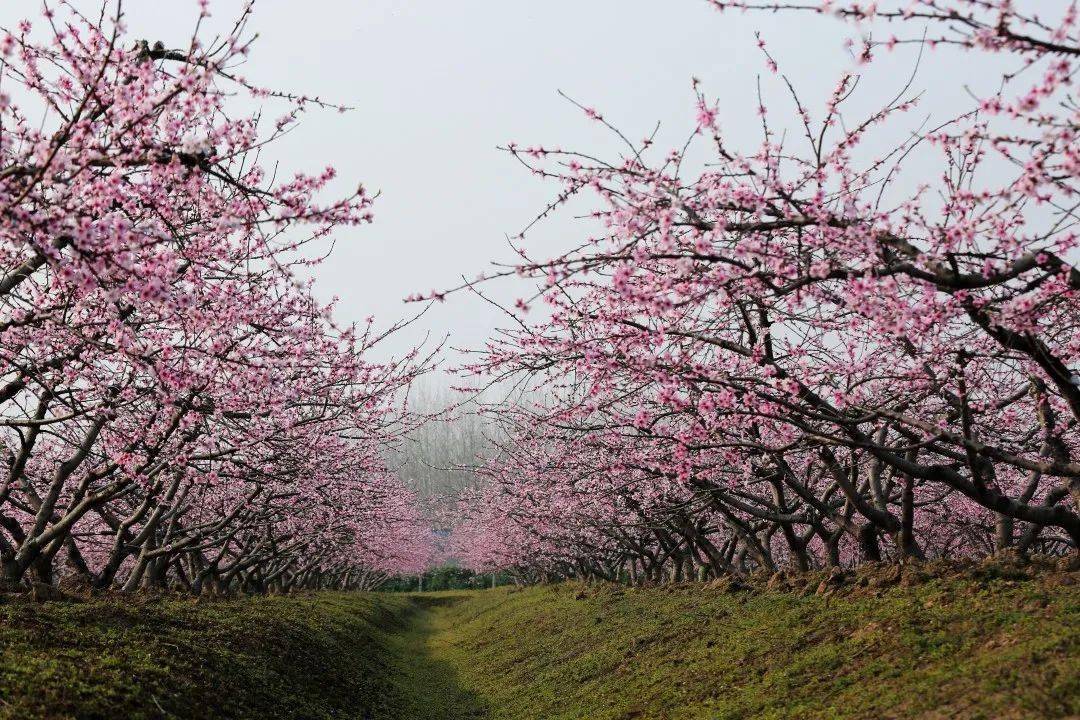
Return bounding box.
[379,565,514,593]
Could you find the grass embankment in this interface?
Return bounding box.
[0,562,1077,719]
[0,591,480,720]
[431,563,1079,719]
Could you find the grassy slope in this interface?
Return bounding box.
[0,592,424,720]
[431,571,1079,720]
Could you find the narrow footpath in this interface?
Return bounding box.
[375,595,490,720]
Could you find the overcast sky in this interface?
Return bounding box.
[2,1,1010,363]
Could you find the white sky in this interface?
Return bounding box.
[2,1,1013,363]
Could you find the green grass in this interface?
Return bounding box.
[0,592,428,719]
[430,571,1079,720]
[0,568,1076,719]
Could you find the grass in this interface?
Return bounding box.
[0,592,424,719]
[429,568,1079,719]
[0,565,1076,719]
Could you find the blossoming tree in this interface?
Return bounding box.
[0,1,434,592]
[449,0,1080,581]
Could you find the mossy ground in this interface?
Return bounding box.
[0,567,1076,719]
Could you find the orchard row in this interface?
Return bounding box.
[450,1,1080,582]
[0,3,433,593]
